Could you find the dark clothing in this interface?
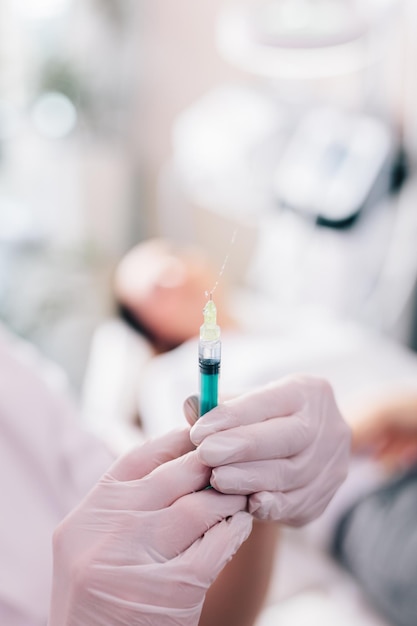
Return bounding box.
[333,467,417,626]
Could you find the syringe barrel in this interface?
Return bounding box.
[199,339,221,366]
[199,339,220,416]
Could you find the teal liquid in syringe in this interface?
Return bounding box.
[198,297,220,417]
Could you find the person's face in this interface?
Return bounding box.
[116,240,219,347]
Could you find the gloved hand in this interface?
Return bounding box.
[48,427,252,626]
[184,376,351,525]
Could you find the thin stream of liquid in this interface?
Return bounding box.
[205,229,238,300]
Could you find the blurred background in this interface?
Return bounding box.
[1,0,417,392]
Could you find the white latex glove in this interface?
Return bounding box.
[48,428,252,626]
[184,376,351,525]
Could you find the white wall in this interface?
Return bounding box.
[131,0,247,233]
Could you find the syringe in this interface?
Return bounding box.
[199,296,221,416]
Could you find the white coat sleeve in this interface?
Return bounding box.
[0,326,114,625]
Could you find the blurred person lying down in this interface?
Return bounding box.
[83,237,417,626]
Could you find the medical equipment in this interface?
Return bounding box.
[199,296,221,416]
[273,107,393,226]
